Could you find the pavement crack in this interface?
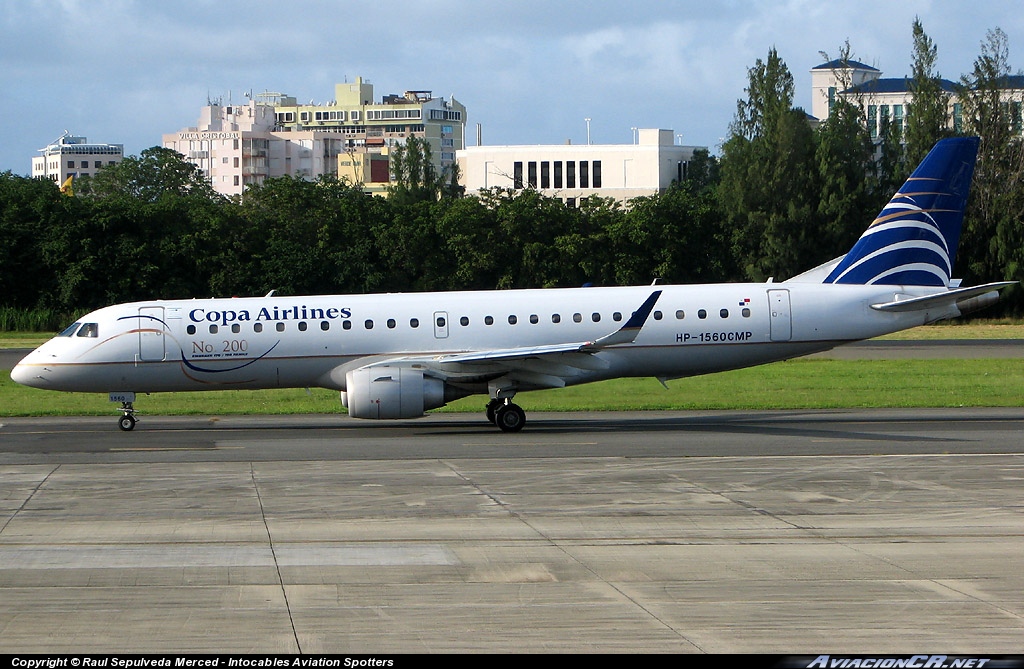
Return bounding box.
[0,464,60,537]
[251,462,302,654]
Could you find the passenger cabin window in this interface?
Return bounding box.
[613,312,622,322]
[276,322,285,332]
[342,320,352,330]
[485,316,494,325]
[742,308,751,318]
[77,323,99,338]
[675,310,685,320]
[653,311,663,320]
[231,324,241,334]
[320,321,330,331]
[187,324,197,335]
[298,322,308,332]
[460,316,470,326]
[530,314,538,324]
[573,313,582,323]
[410,318,420,328]
[365,320,374,330]
[254,323,263,333]
[720,309,729,318]
[552,314,561,323]
[209,324,218,334]
[387,319,396,329]
[698,309,707,319]
[591,313,601,322]
[508,315,517,325]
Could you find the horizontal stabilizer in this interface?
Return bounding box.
[870,282,1017,312]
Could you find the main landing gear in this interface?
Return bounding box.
[485,398,526,433]
[117,401,137,431]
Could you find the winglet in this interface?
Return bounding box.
[586,290,662,349]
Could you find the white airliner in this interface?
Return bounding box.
[11,137,1015,432]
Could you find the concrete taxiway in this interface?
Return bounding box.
[1,407,1023,654]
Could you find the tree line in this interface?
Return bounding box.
[2,19,1022,330]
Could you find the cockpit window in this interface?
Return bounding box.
[58,322,81,337]
[76,323,99,338]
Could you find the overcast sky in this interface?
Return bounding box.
[2,0,1021,174]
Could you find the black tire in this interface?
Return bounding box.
[495,403,526,432]
[485,399,501,424]
[118,414,136,431]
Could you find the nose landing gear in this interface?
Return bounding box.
[117,402,137,431]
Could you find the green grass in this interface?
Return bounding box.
[2,358,1022,417]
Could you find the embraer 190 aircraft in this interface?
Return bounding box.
[11,137,1016,432]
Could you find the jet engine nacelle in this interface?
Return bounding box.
[341,367,446,419]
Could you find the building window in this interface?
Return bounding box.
[527,162,537,188]
[513,162,523,189]
[592,160,602,188]
[567,161,576,188]
[579,161,589,188]
[554,161,563,189]
[540,161,550,189]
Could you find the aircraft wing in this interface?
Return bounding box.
[356,290,662,389]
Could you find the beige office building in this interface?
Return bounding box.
[458,129,703,206]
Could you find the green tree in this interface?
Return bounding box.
[87,146,221,203]
[958,27,1024,309]
[904,17,953,170]
[0,173,73,309]
[387,136,457,205]
[815,96,877,260]
[238,175,384,296]
[610,183,732,286]
[720,48,820,281]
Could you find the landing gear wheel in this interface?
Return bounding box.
[485,399,502,424]
[494,402,526,433]
[117,401,137,431]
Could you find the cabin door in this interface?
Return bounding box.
[767,290,792,342]
[138,306,166,361]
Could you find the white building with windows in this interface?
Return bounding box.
[31,132,124,184]
[457,129,703,206]
[810,59,975,141]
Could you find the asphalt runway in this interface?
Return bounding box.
[2,343,1024,654]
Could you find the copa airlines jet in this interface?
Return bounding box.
[11,137,1015,432]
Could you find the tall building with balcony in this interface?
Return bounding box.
[163,77,467,198]
[32,132,124,185]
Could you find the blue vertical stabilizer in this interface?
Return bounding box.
[824,136,979,286]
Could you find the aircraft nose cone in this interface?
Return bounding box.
[10,352,49,389]
[10,362,32,386]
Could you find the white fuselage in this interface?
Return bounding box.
[11,282,940,397]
